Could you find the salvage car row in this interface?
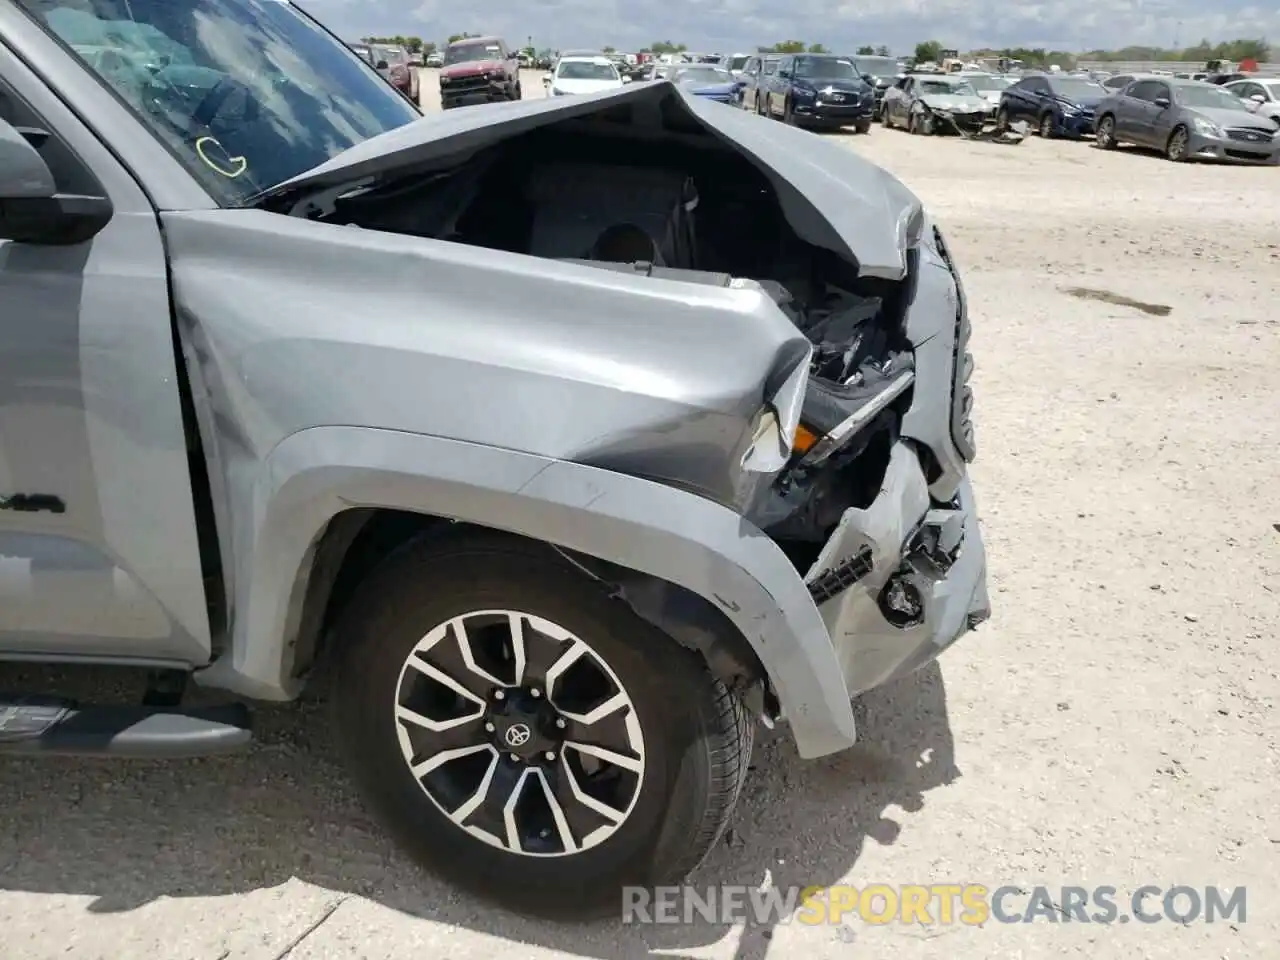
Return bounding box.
[619,52,1280,163]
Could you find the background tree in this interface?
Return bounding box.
[856,45,875,54]
[603,45,616,53]
[767,41,807,53]
[914,40,942,62]
[875,45,891,56]
[807,43,828,53]
[649,41,687,54]
[447,32,479,44]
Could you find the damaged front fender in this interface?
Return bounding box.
[193,426,861,759]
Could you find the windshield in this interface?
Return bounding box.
[1048,78,1106,99]
[673,66,730,85]
[445,41,503,64]
[374,45,406,66]
[965,75,1011,92]
[1175,84,1251,110]
[795,57,856,79]
[920,79,976,96]
[23,0,419,206]
[854,57,898,77]
[727,56,749,71]
[557,61,617,81]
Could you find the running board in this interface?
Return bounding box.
[0,694,252,757]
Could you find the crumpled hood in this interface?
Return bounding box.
[440,59,504,79]
[920,93,992,112]
[266,81,923,279]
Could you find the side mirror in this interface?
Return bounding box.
[1153,96,1170,108]
[1250,93,1266,103]
[542,75,551,86]
[0,118,112,245]
[375,59,388,70]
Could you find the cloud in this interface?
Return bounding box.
[297,0,1278,54]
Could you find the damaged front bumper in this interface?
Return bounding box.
[804,442,989,698]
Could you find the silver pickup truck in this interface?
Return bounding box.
[0,0,988,921]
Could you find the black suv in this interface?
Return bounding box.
[760,54,875,131]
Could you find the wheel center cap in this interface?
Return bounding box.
[489,691,559,759]
[503,722,533,748]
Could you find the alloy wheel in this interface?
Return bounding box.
[1167,127,1188,161]
[394,609,645,857]
[1097,117,1115,148]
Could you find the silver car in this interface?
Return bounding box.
[1095,77,1280,163]
[0,0,987,921]
[1223,78,1280,128]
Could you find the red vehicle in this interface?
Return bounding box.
[439,35,521,108]
[371,42,419,104]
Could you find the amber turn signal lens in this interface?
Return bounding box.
[792,424,820,454]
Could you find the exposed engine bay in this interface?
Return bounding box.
[298,108,922,573]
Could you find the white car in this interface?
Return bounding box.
[544,55,629,96]
[1223,78,1280,127]
[958,71,1013,107]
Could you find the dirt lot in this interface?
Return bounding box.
[2,71,1278,960]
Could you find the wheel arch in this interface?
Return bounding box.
[193,426,854,755]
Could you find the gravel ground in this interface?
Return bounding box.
[2,70,1278,960]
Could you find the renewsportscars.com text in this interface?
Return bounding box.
[621,884,1247,926]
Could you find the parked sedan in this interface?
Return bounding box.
[997,73,1107,137]
[1223,78,1280,128]
[958,72,1012,109]
[738,55,778,113]
[1095,77,1280,163]
[670,65,740,104]
[882,73,993,134]
[543,56,629,96]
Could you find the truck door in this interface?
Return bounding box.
[0,40,212,666]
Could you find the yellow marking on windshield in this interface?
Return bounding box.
[195,136,247,178]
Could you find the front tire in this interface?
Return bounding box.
[854,118,872,134]
[1095,114,1117,148]
[1165,125,1190,161]
[995,106,1010,132]
[331,534,754,920]
[1039,111,1056,138]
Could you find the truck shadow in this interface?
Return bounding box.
[0,661,957,959]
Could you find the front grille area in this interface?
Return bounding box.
[933,226,976,461]
[443,75,492,94]
[1226,127,1272,142]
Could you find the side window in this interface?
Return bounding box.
[1105,75,1127,89]
[1031,79,1051,95]
[1126,81,1155,101]
[1010,78,1028,92]
[763,60,777,76]
[902,78,913,93]
[1151,83,1171,102]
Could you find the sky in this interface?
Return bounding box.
[297,0,1279,55]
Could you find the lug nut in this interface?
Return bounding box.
[493,689,505,700]
[544,751,557,761]
[529,688,541,698]
[555,718,566,729]
[509,753,520,762]
[484,722,495,733]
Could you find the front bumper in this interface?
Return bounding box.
[803,443,989,698]
[1058,111,1096,136]
[1186,129,1280,163]
[794,98,875,127]
[440,77,508,107]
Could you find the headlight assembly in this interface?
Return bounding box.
[1192,116,1223,137]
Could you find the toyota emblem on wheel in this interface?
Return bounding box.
[504,723,532,747]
